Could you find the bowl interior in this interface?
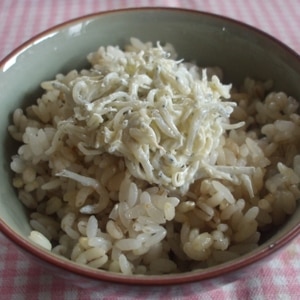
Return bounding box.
[0,8,299,283]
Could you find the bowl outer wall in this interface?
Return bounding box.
[0,7,300,286]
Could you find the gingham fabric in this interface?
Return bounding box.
[0,0,300,299]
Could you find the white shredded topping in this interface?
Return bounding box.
[56,169,99,189]
[47,38,242,193]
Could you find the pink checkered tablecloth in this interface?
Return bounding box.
[1,0,300,299]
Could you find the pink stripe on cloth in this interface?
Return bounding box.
[0,0,300,299]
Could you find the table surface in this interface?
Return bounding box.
[1,0,300,299]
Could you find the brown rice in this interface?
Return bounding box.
[8,38,300,275]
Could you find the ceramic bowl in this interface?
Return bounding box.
[0,7,299,293]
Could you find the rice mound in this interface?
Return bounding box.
[8,38,300,275]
